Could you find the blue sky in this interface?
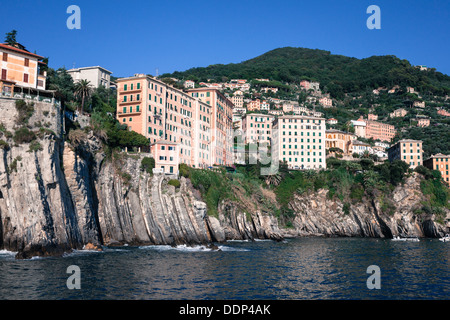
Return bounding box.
[1,0,449,77]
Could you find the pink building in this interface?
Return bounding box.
[150,140,180,175]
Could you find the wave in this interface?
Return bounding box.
[138,244,250,252]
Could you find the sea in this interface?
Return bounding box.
[0,237,448,300]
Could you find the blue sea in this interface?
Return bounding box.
[0,238,448,300]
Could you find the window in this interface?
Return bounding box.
[137,83,140,89]
[23,73,29,83]
[123,107,126,114]
[2,53,7,62]
[1,69,6,80]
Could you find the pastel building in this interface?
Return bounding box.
[365,119,396,142]
[319,97,333,108]
[187,87,234,166]
[350,140,372,156]
[150,140,179,175]
[325,129,357,155]
[116,74,213,169]
[0,42,47,94]
[272,115,326,170]
[390,108,408,118]
[67,66,112,89]
[387,139,423,169]
[242,113,274,145]
[424,154,450,186]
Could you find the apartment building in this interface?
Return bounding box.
[365,119,396,142]
[349,140,372,156]
[417,117,430,127]
[387,139,423,169]
[272,115,326,170]
[231,91,244,108]
[0,42,47,94]
[247,99,261,112]
[150,140,180,175]
[242,113,274,146]
[67,66,112,89]
[424,154,450,186]
[116,74,213,169]
[187,87,234,166]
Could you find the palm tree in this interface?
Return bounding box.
[74,79,93,114]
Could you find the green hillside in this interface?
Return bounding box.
[163,47,450,99]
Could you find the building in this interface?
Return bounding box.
[116,74,214,169]
[424,154,450,186]
[260,100,270,111]
[350,119,367,138]
[184,80,195,89]
[67,66,112,89]
[242,113,274,146]
[325,129,357,155]
[300,80,320,91]
[368,113,378,121]
[319,97,333,108]
[353,117,396,142]
[272,115,326,170]
[0,42,47,94]
[349,140,372,156]
[437,108,450,117]
[416,117,430,127]
[230,90,244,108]
[365,119,396,142]
[413,101,425,108]
[390,108,408,118]
[247,99,261,112]
[387,139,423,169]
[150,140,180,175]
[187,87,234,166]
[327,118,338,125]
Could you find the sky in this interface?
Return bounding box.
[1,0,449,77]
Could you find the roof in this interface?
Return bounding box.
[428,153,450,158]
[67,65,113,74]
[151,139,178,146]
[0,43,44,59]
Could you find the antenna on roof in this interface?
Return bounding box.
[156,68,159,77]
[72,62,76,69]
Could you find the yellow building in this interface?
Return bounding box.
[424,154,450,186]
[325,129,357,155]
[387,139,423,169]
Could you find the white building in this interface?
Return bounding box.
[67,66,112,89]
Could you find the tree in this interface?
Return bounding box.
[5,30,17,45]
[74,80,93,113]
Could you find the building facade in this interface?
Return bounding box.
[116,74,214,169]
[242,113,274,146]
[387,139,423,169]
[187,87,234,166]
[424,154,450,186]
[325,129,357,155]
[67,66,112,89]
[272,115,326,170]
[0,42,47,94]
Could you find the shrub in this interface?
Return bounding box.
[0,139,9,149]
[343,202,351,215]
[28,140,43,152]
[179,163,190,178]
[140,157,155,174]
[15,100,34,124]
[168,179,181,188]
[13,127,36,144]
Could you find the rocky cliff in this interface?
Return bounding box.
[284,173,448,238]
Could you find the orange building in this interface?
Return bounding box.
[424,154,450,186]
[116,74,213,169]
[364,118,396,142]
[188,87,234,166]
[0,42,47,95]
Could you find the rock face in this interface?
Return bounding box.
[285,174,448,238]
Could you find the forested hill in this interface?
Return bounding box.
[162,47,450,99]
